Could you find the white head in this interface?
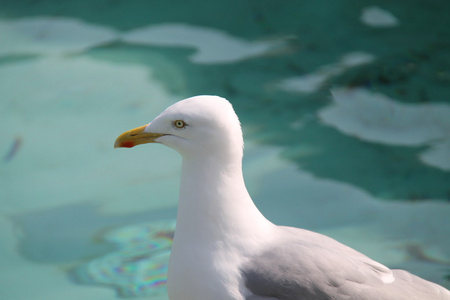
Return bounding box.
[115,95,244,161]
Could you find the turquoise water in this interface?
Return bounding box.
[1,1,449,299]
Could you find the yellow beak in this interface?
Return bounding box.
[114,125,164,148]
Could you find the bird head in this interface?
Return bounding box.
[115,95,244,160]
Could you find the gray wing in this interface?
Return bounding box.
[241,227,450,300]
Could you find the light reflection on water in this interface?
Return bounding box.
[71,220,174,297]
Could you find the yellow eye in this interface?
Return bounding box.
[174,120,186,128]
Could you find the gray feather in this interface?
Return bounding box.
[241,227,450,300]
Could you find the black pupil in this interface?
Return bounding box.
[177,121,183,127]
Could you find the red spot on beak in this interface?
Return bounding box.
[121,141,136,148]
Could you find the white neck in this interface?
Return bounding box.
[173,153,271,246]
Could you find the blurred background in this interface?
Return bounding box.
[0,1,449,299]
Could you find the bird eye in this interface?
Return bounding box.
[174,120,186,128]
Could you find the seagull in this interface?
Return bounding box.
[114,95,450,300]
